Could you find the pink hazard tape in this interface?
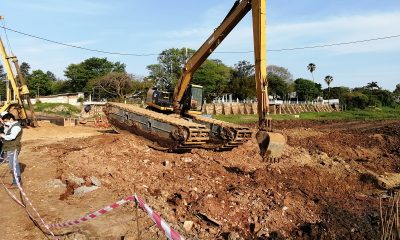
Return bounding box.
[135,194,185,240]
[49,194,185,240]
[49,195,135,228]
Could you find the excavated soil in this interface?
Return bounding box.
[0,119,399,239]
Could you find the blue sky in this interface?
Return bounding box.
[2,0,400,91]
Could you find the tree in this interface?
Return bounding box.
[64,57,126,92]
[322,86,350,101]
[228,61,256,100]
[324,75,333,99]
[366,81,380,91]
[147,48,195,89]
[394,84,400,95]
[130,78,155,99]
[266,65,294,100]
[192,59,231,101]
[233,60,254,78]
[342,92,369,109]
[307,63,316,82]
[28,70,55,96]
[50,80,69,95]
[267,65,293,82]
[352,82,394,107]
[19,62,31,78]
[0,65,6,100]
[46,71,57,81]
[94,72,134,100]
[146,64,170,90]
[268,73,290,100]
[394,84,400,102]
[294,78,321,101]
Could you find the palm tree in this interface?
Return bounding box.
[324,75,333,102]
[307,63,316,82]
[366,81,379,91]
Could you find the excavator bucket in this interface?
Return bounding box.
[256,130,286,160]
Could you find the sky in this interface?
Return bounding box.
[1,0,400,91]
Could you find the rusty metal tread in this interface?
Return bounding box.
[107,102,207,130]
[188,113,253,150]
[189,114,252,132]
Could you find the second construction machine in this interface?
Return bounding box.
[104,0,286,159]
[0,16,37,126]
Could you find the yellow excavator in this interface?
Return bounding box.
[104,0,285,158]
[0,16,37,126]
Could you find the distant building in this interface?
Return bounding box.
[30,92,84,106]
[322,99,340,105]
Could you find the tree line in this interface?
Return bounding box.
[0,47,399,109]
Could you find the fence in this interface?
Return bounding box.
[202,102,338,115]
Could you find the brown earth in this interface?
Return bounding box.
[0,119,399,239]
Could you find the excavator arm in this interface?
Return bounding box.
[172,0,252,111]
[172,0,285,158]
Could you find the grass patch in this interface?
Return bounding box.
[34,103,80,117]
[300,107,400,120]
[214,106,400,124]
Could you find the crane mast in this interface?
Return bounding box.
[0,16,37,126]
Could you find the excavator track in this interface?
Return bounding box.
[188,114,253,150]
[104,102,209,151]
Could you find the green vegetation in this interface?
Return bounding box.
[300,107,400,120]
[1,48,398,110]
[33,103,80,117]
[214,107,400,124]
[214,113,297,124]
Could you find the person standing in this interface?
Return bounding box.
[0,113,23,186]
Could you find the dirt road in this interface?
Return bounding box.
[1,120,399,239]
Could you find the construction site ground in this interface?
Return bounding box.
[1,119,399,239]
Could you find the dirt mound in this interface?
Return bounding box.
[281,121,400,174]
[46,127,388,239]
[1,120,398,239]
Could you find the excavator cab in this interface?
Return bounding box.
[182,84,203,114]
[146,84,203,114]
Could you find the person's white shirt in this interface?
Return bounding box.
[3,121,21,141]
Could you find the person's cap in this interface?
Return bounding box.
[0,111,8,117]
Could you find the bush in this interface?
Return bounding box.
[343,92,369,109]
[33,103,80,117]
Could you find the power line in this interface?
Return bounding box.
[267,34,400,52]
[1,25,400,56]
[1,19,14,55]
[0,25,159,56]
